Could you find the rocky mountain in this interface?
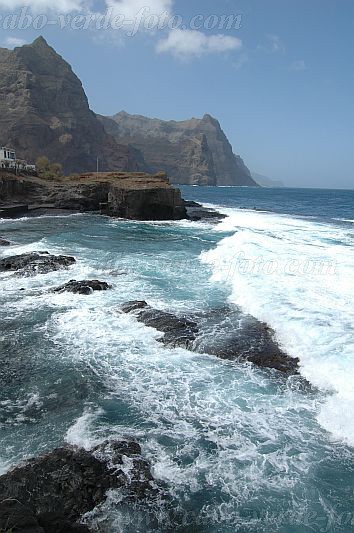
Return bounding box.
[0,37,139,174]
[99,112,257,187]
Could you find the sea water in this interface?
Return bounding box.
[0,186,353,532]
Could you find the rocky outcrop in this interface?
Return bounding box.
[0,237,11,246]
[184,200,227,222]
[99,111,257,187]
[121,301,198,348]
[0,37,140,174]
[0,172,187,221]
[104,173,186,220]
[0,252,76,275]
[53,280,111,295]
[122,301,299,374]
[0,440,157,532]
[0,499,90,533]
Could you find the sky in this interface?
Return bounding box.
[0,0,353,188]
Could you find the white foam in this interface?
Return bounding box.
[47,301,337,530]
[201,207,354,446]
[65,408,104,450]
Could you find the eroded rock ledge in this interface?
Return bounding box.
[0,171,187,221]
[0,440,158,533]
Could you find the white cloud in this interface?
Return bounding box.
[105,0,173,20]
[156,29,242,59]
[290,60,307,71]
[258,33,285,54]
[0,0,84,13]
[3,36,27,48]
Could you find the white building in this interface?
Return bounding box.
[0,146,36,173]
[0,147,16,164]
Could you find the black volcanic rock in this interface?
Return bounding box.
[185,202,227,222]
[53,279,111,295]
[194,307,299,374]
[0,440,157,532]
[122,301,299,374]
[0,252,75,275]
[121,300,149,313]
[99,111,258,187]
[0,37,140,174]
[0,237,11,246]
[121,301,198,348]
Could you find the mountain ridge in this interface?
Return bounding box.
[0,36,256,186]
[99,111,257,187]
[0,37,139,174]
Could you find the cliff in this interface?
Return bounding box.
[0,37,139,174]
[0,171,186,221]
[99,111,257,187]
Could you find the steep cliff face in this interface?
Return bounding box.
[0,37,139,174]
[99,111,257,186]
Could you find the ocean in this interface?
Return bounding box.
[0,186,353,532]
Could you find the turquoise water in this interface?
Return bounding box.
[0,187,354,532]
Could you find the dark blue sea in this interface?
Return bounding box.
[1,186,353,532]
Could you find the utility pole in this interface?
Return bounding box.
[96,156,99,174]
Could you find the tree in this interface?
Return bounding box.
[36,156,50,173]
[36,157,63,179]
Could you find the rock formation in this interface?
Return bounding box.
[121,301,198,349]
[0,440,158,532]
[121,301,299,374]
[0,252,76,275]
[99,111,257,187]
[0,171,187,221]
[0,37,140,174]
[53,280,111,295]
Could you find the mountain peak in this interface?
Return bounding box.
[30,36,50,48]
[201,113,219,126]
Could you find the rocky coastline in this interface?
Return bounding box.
[0,170,188,221]
[0,186,301,532]
[0,229,303,531]
[0,170,227,223]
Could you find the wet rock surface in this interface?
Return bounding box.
[0,252,76,275]
[53,279,111,295]
[122,302,299,374]
[194,306,300,374]
[121,301,198,348]
[0,500,90,532]
[0,237,11,246]
[0,440,157,532]
[184,201,227,222]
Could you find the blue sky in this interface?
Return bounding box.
[0,0,353,188]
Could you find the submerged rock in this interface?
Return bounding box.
[0,440,157,532]
[53,279,111,295]
[0,252,76,275]
[121,301,198,348]
[0,237,11,246]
